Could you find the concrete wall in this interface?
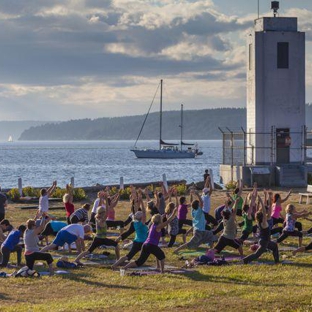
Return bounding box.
[220,164,275,187]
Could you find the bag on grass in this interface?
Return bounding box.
[56,260,77,269]
[14,266,40,277]
[206,259,229,266]
[0,271,8,278]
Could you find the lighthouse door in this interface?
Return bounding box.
[276,128,290,164]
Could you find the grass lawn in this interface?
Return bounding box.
[1,189,312,311]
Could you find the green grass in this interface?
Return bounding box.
[1,190,312,311]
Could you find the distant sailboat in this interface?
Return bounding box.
[131,80,202,159]
[8,135,13,142]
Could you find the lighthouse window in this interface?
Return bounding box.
[277,42,289,69]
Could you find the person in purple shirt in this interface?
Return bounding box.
[0,225,26,267]
[123,208,177,273]
[177,196,193,231]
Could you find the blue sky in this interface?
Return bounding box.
[0,0,312,121]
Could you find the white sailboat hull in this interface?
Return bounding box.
[131,149,196,159]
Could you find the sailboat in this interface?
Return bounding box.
[131,80,201,159]
[8,135,13,142]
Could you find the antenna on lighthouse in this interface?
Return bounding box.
[271,1,279,17]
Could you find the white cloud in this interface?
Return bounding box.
[0,0,311,120]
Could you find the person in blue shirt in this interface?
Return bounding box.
[0,225,26,267]
[174,190,217,254]
[111,194,148,269]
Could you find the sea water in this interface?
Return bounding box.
[0,140,222,188]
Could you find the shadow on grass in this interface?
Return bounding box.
[281,261,312,269]
[0,293,10,300]
[56,273,135,289]
[180,262,312,287]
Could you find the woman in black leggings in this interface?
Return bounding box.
[24,217,53,275]
[243,196,279,264]
[165,189,186,247]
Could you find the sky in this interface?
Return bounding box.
[1,0,312,121]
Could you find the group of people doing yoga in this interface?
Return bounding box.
[1,177,312,275]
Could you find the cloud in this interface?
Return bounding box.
[0,1,310,120]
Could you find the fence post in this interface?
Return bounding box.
[18,178,23,197]
[70,177,75,188]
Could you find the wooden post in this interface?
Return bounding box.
[70,177,75,188]
[18,178,23,197]
[120,177,124,190]
[162,174,168,192]
[209,169,215,190]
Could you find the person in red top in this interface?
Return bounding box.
[63,191,75,224]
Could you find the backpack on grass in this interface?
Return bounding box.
[56,260,77,269]
[13,266,40,277]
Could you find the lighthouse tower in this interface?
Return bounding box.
[220,2,307,187]
[245,2,307,186]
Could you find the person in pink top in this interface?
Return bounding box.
[63,193,74,224]
[271,190,292,226]
[105,192,124,232]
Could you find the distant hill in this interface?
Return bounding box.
[19,108,245,140]
[19,105,312,141]
[0,121,50,142]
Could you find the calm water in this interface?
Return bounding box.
[0,140,222,188]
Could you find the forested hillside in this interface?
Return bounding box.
[18,105,312,140]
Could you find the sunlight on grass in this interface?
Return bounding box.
[1,190,312,311]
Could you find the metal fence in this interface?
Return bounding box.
[220,126,307,166]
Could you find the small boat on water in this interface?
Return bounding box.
[8,135,13,142]
[131,80,203,159]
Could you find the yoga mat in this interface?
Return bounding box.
[128,265,179,272]
[243,239,258,245]
[107,232,120,237]
[85,254,108,259]
[52,255,77,259]
[216,256,241,261]
[126,269,190,276]
[40,270,70,276]
[180,251,205,257]
[279,247,297,251]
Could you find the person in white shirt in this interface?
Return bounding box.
[90,191,105,225]
[40,224,92,254]
[201,176,218,228]
[37,181,57,216]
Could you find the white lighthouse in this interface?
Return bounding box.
[220,2,307,187]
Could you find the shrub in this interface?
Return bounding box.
[51,187,66,199]
[175,184,187,196]
[7,188,21,201]
[73,188,87,201]
[225,180,237,190]
[22,186,40,197]
[51,187,86,201]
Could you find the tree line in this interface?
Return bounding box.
[18,105,312,141]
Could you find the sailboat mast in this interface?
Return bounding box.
[180,104,183,151]
[159,79,163,150]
